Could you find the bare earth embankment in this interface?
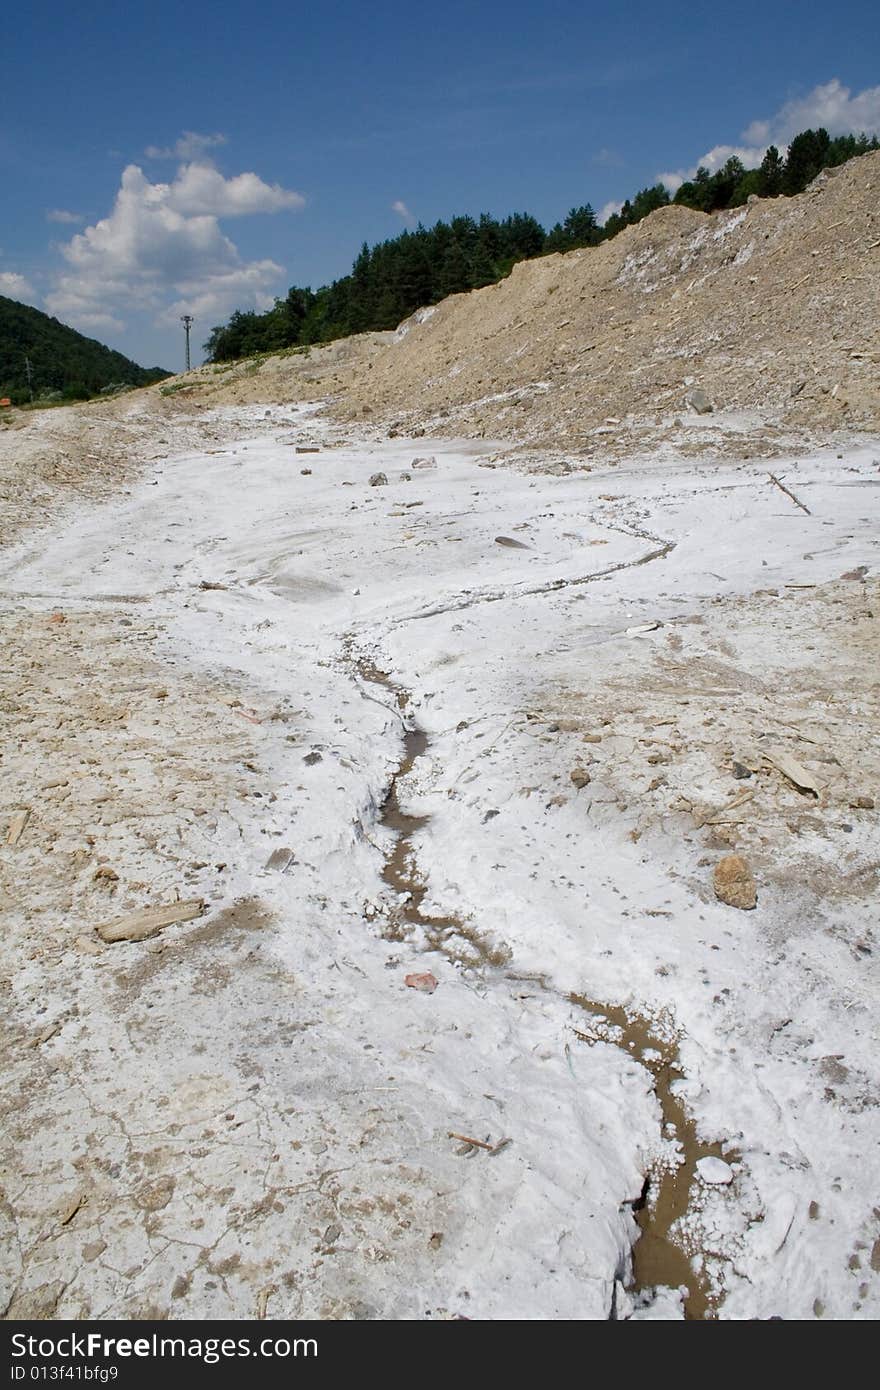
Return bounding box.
[1,158,878,1320]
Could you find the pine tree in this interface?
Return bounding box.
[758,145,784,197]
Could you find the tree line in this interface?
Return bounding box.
[204,128,878,363]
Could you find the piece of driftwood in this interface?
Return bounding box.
[96,898,204,944]
[768,472,811,515]
[763,749,823,796]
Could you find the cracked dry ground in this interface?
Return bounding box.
[0,606,446,1321]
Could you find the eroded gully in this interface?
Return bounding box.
[341,517,735,1320]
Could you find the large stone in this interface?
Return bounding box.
[713,854,757,910]
[686,387,714,415]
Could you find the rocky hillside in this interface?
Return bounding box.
[177,151,880,460]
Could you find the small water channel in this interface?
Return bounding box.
[355,651,724,1319]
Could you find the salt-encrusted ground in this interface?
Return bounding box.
[1,402,877,1319]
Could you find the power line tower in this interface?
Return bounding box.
[24,355,34,403]
[180,315,194,372]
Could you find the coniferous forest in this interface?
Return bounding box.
[204,128,878,364]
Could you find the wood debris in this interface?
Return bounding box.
[763,749,824,796]
[448,1132,512,1155]
[694,789,755,828]
[6,809,30,845]
[96,898,205,944]
[768,472,811,515]
[59,1192,87,1226]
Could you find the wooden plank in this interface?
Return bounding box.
[96,898,204,944]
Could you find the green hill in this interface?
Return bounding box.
[0,295,169,404]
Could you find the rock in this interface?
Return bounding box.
[732,761,752,779]
[850,795,875,810]
[570,767,591,789]
[398,472,412,482]
[411,456,437,470]
[405,971,438,994]
[368,472,388,487]
[686,387,714,415]
[5,1281,66,1319]
[696,1156,734,1185]
[713,855,757,910]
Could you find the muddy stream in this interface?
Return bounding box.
[356,653,725,1319]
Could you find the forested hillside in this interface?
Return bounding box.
[204,127,878,362]
[0,296,168,404]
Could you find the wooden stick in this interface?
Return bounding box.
[448,1132,495,1151]
[768,472,811,515]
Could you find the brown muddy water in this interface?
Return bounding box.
[570,996,728,1319]
[356,652,723,1319]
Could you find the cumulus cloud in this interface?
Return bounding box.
[168,163,303,216]
[391,199,415,225]
[44,161,302,335]
[598,200,623,225]
[46,209,83,224]
[657,78,880,193]
[657,144,765,194]
[0,271,39,305]
[145,131,228,161]
[743,78,880,146]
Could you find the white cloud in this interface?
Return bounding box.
[168,163,303,217]
[46,209,83,224]
[658,78,880,193]
[145,131,228,161]
[656,170,685,196]
[0,271,39,306]
[391,199,415,225]
[659,144,764,193]
[44,161,302,335]
[598,200,623,225]
[744,79,880,146]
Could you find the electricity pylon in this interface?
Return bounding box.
[180,315,194,372]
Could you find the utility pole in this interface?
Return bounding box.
[180,315,194,372]
[24,355,33,403]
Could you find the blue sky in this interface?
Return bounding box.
[2,0,879,370]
